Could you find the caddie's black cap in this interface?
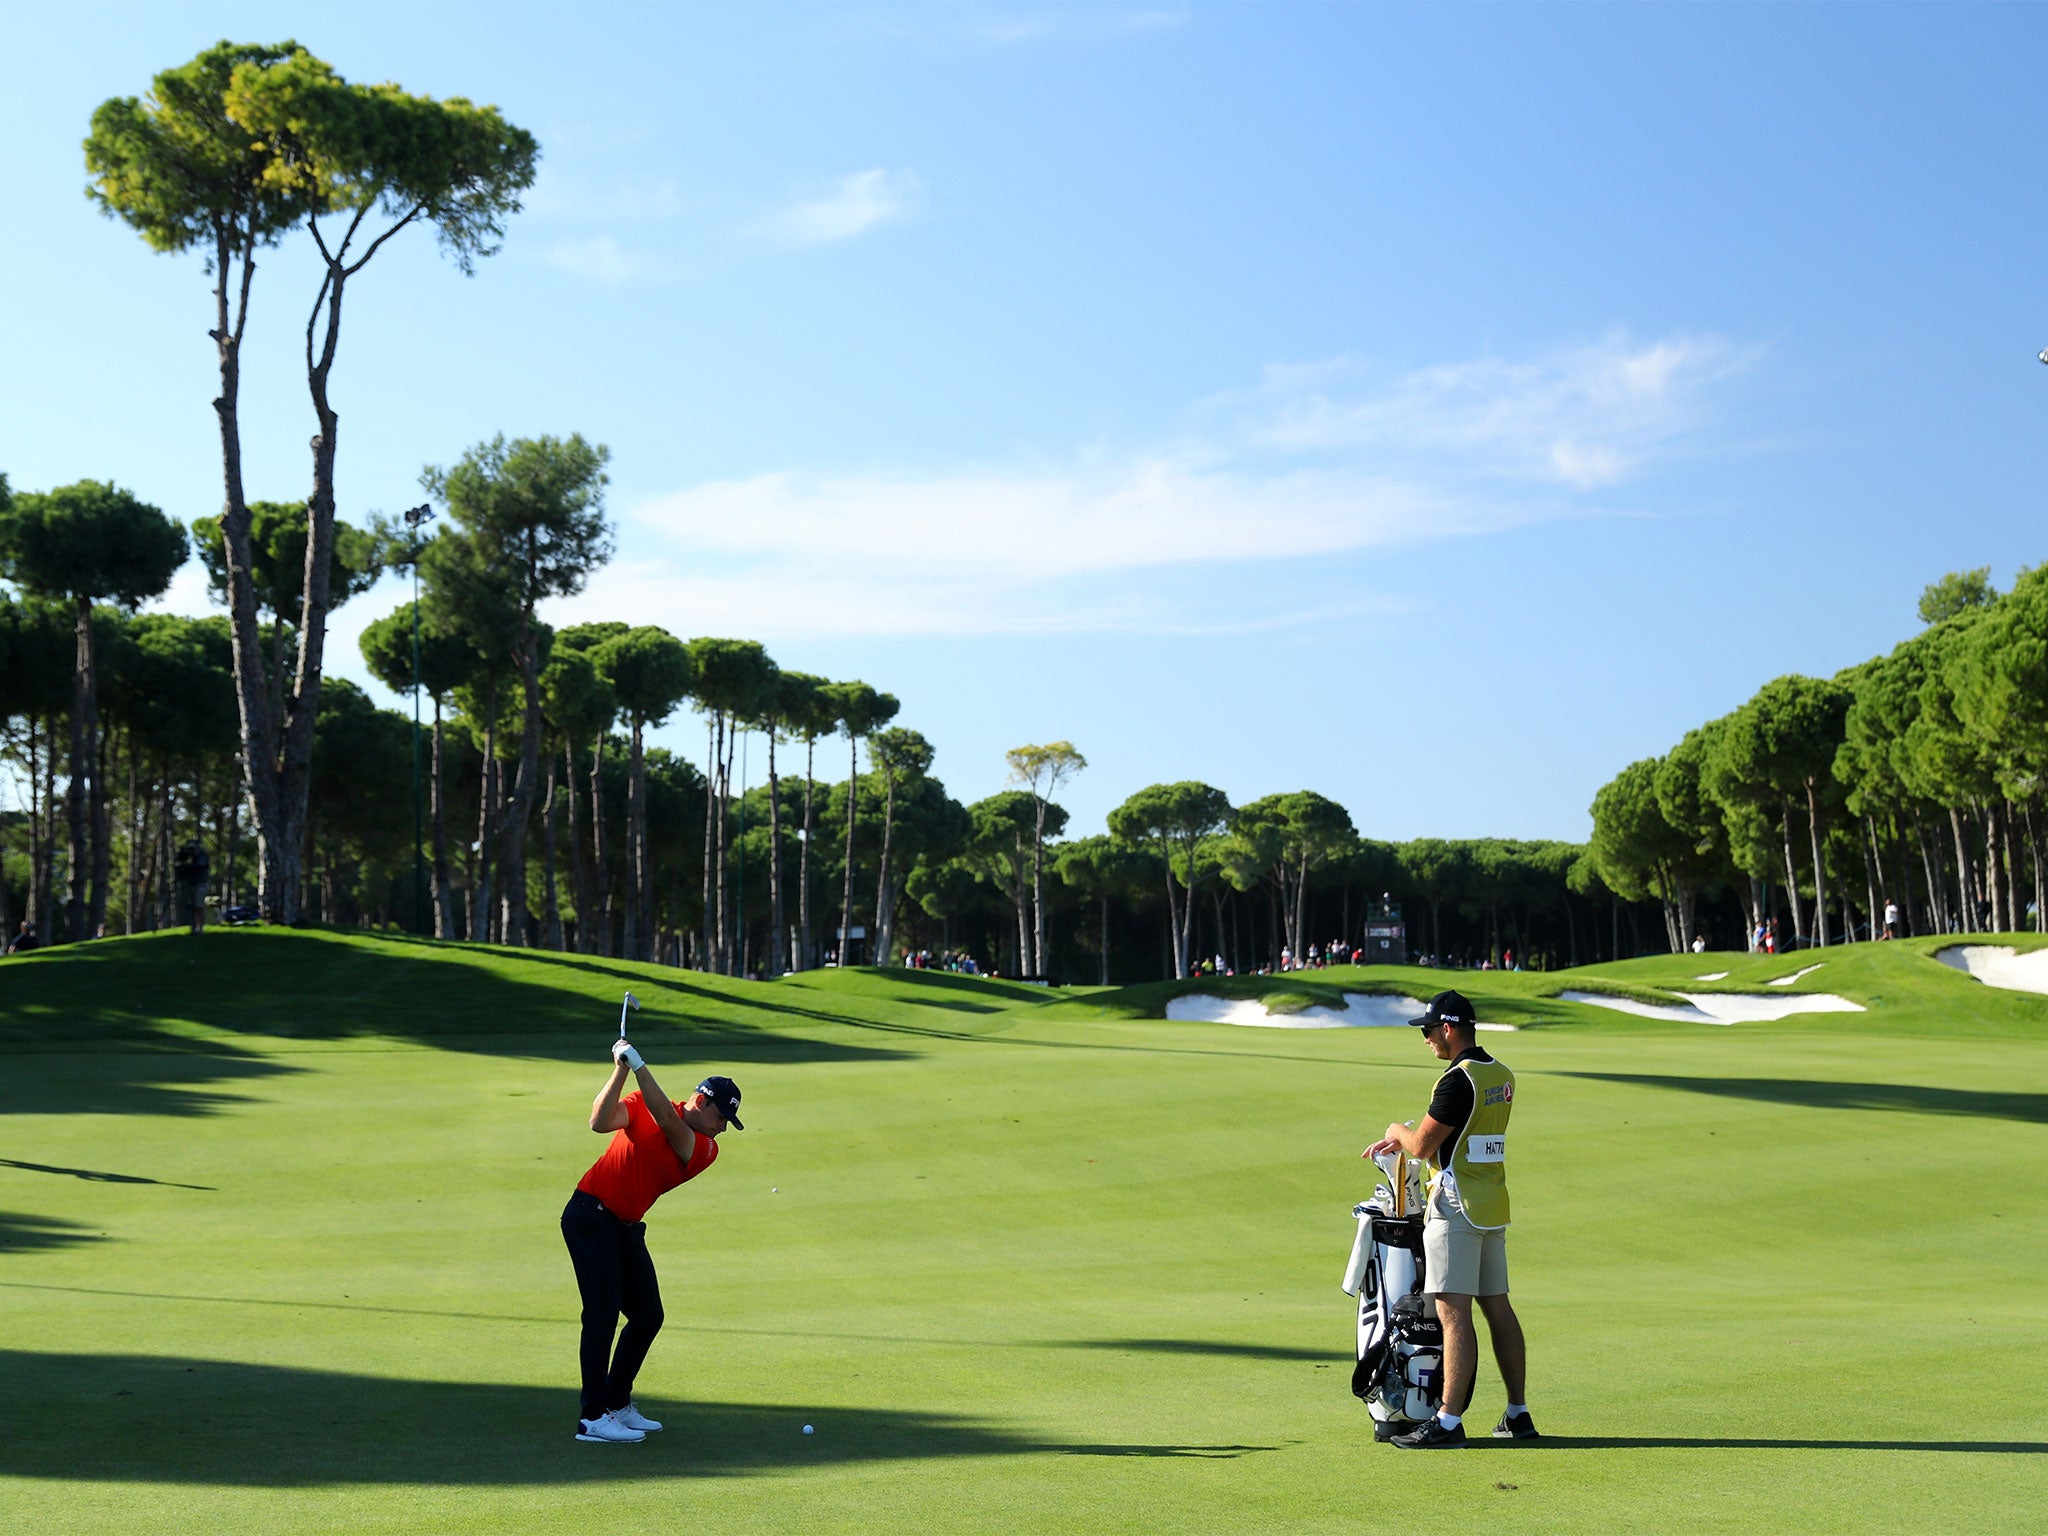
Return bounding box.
[1409,990,1476,1030]
[696,1075,744,1130]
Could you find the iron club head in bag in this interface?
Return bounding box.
[618,991,640,1039]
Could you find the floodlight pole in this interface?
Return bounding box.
[404,503,436,935]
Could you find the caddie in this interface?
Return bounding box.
[1364,989,1536,1448]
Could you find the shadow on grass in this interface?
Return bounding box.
[0,1158,213,1189]
[0,932,912,1113]
[1560,1072,2048,1125]
[0,1349,1275,1484]
[0,1285,1337,1366]
[0,1212,107,1253]
[784,966,1062,1007]
[1472,1434,2048,1454]
[1071,1337,1332,1363]
[0,1036,297,1119]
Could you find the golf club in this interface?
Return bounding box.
[618,990,640,1040]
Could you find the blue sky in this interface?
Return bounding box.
[3,2,2044,842]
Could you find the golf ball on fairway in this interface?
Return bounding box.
[803,1424,814,1435]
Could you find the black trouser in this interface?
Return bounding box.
[561,1189,665,1422]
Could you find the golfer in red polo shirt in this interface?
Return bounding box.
[561,1036,742,1443]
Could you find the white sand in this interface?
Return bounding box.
[1934,945,2048,995]
[1558,989,1864,1026]
[1693,971,1729,981]
[1766,963,1825,987]
[1164,993,1515,1031]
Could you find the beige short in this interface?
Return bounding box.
[1424,1207,1509,1297]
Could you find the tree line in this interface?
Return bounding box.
[1586,567,2048,952]
[0,491,1638,981]
[56,39,2005,979]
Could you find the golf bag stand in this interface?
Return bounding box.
[1343,1148,1443,1442]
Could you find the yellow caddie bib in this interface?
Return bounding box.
[1429,1056,1514,1230]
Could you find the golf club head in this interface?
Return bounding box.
[623,991,641,1012]
[618,991,641,1039]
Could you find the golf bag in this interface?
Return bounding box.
[1343,1149,1443,1442]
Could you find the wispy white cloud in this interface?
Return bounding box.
[633,456,1496,582]
[524,166,690,225]
[1236,334,1765,490]
[764,168,919,247]
[551,553,1398,641]
[543,236,644,285]
[586,331,1757,638]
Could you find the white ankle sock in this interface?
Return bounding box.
[1436,1411,1461,1430]
[1506,1403,1527,1417]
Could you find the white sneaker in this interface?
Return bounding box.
[612,1403,663,1433]
[575,1411,646,1443]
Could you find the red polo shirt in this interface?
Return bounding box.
[576,1091,718,1222]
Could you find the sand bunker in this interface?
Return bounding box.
[1693,971,1729,981]
[1559,989,1863,1025]
[1767,963,1825,986]
[1935,945,2048,995]
[1165,993,1514,1031]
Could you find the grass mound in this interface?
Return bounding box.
[1057,943,2048,1038]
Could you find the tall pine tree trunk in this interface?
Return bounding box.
[565,739,588,953]
[767,730,785,976]
[1805,781,1831,947]
[1030,799,1047,977]
[431,701,453,939]
[1098,892,1111,985]
[542,751,562,951]
[472,692,497,943]
[1915,820,1946,933]
[798,739,816,970]
[89,719,112,940]
[1013,836,1032,977]
[873,768,898,967]
[626,715,646,963]
[718,720,736,973]
[1780,803,1806,944]
[589,733,612,957]
[839,734,860,964]
[701,716,717,970]
[65,596,95,942]
[123,748,143,935]
[498,630,544,947]
[24,723,43,938]
[1951,805,1979,932]
[1984,803,2004,934]
[2023,798,2039,933]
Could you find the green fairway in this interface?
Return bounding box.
[3,931,2045,1534]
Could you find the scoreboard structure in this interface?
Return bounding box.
[1362,895,1407,965]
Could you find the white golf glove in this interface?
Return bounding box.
[612,1039,644,1071]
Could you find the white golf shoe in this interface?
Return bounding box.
[575,1411,646,1443]
[612,1403,663,1433]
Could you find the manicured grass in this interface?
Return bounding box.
[2,931,2044,1533]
